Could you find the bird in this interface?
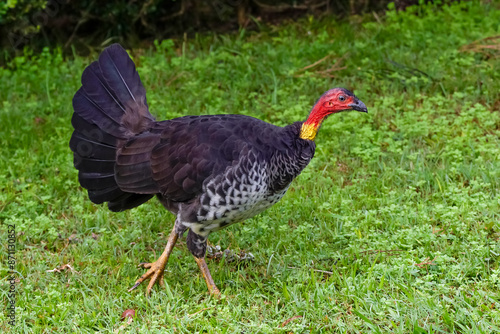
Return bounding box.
[69,43,367,296]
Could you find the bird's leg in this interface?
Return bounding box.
[186,229,221,296]
[194,256,221,296]
[128,225,178,296]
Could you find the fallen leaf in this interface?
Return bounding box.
[121,309,135,321]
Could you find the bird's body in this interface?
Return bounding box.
[70,44,367,295]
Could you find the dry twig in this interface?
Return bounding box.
[294,53,348,78]
[415,256,437,269]
[46,263,79,274]
[281,315,303,327]
[460,35,500,58]
[188,307,214,317]
[166,72,184,86]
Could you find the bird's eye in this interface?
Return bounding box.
[338,95,345,102]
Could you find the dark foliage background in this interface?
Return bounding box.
[1,0,426,57]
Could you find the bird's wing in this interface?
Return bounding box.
[114,115,279,202]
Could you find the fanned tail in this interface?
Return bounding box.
[69,44,155,212]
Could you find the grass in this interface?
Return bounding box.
[1,1,499,333]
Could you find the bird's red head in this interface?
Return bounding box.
[299,88,367,141]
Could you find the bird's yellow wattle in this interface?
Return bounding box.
[299,123,319,141]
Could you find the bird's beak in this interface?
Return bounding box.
[349,99,368,113]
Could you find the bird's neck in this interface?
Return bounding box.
[269,125,316,191]
[299,102,330,141]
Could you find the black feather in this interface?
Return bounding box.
[71,44,156,210]
[72,89,126,138]
[108,193,153,212]
[88,186,124,204]
[99,44,146,106]
[78,173,116,189]
[69,132,115,160]
[70,113,120,147]
[74,155,115,172]
[81,62,127,122]
[98,44,154,134]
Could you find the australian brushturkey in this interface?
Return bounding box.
[70,44,367,296]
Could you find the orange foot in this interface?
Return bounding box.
[128,227,178,296]
[128,258,168,296]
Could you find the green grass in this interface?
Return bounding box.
[1,1,499,333]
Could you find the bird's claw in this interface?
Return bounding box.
[128,259,167,296]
